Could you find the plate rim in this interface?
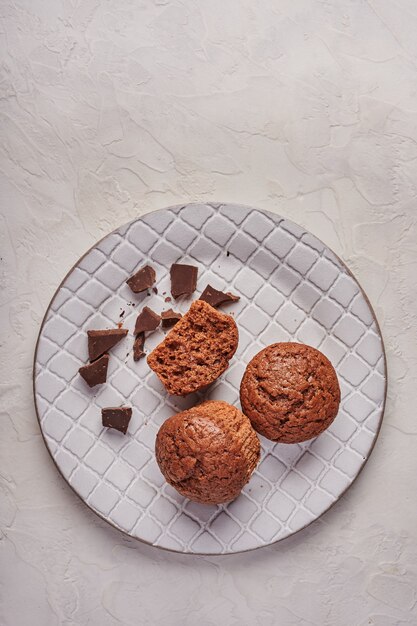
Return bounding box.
[33,202,388,555]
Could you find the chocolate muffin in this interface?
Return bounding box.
[147,300,238,396]
[155,401,260,504]
[240,342,340,443]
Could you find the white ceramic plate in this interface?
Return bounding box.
[34,204,386,554]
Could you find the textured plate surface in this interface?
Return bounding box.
[34,204,386,554]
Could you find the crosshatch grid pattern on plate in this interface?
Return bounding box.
[34,204,386,554]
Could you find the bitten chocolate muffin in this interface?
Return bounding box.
[147,300,238,396]
[155,401,260,504]
[240,343,340,443]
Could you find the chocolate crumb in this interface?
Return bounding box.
[126,265,156,293]
[226,251,230,257]
[133,333,146,361]
[102,407,132,434]
[134,306,160,335]
[79,354,109,387]
[199,284,240,308]
[164,296,172,303]
[153,287,158,294]
[170,263,198,298]
[119,310,125,318]
[161,309,182,329]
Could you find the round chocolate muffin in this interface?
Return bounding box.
[240,342,340,443]
[155,400,260,504]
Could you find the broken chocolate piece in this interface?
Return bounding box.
[126,265,156,293]
[170,263,198,298]
[161,309,182,329]
[133,332,145,361]
[79,354,109,387]
[87,328,128,361]
[134,306,160,335]
[199,284,240,308]
[102,407,132,434]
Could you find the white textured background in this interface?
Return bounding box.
[1,1,416,624]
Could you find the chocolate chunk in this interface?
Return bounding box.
[87,328,128,361]
[170,263,198,298]
[79,354,109,387]
[161,309,182,329]
[133,332,145,361]
[134,306,160,335]
[126,265,156,293]
[199,284,240,308]
[102,407,132,434]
